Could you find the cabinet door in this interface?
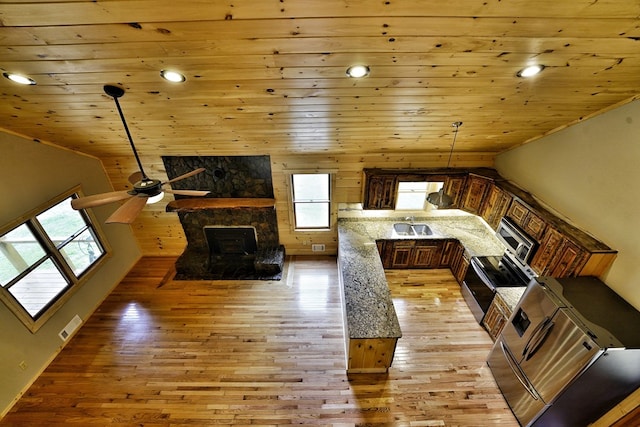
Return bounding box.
[389,241,415,268]
[506,200,529,228]
[461,175,491,214]
[412,241,441,268]
[530,227,563,275]
[522,210,545,240]
[443,175,467,208]
[483,294,510,341]
[451,246,469,285]
[439,240,458,268]
[364,175,397,209]
[549,240,588,277]
[480,184,513,229]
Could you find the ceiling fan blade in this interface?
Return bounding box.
[105,195,148,224]
[128,171,144,184]
[164,167,206,185]
[164,189,210,196]
[71,191,133,210]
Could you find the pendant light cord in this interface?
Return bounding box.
[446,121,463,168]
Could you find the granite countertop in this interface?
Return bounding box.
[337,215,506,340]
[496,286,527,312]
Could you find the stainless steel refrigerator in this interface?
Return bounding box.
[487,276,640,426]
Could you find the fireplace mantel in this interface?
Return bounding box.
[166,198,276,212]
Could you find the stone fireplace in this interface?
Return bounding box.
[162,155,284,280]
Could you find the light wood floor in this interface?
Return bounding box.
[2,256,518,426]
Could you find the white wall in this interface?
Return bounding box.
[495,100,640,310]
[0,130,141,416]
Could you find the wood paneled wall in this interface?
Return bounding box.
[101,152,495,255]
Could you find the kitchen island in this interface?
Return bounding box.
[337,215,504,373]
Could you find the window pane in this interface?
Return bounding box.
[398,182,428,191]
[395,192,427,210]
[8,259,69,317]
[59,229,105,276]
[292,174,329,201]
[0,224,46,286]
[37,197,86,248]
[294,203,329,228]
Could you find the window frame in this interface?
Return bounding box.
[289,172,334,231]
[0,186,110,332]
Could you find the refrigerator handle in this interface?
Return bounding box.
[524,320,555,361]
[500,340,541,401]
[522,316,551,357]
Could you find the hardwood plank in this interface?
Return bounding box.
[1,257,518,426]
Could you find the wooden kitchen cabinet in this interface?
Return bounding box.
[506,199,545,240]
[412,241,441,268]
[450,243,469,285]
[461,174,492,214]
[363,173,397,209]
[483,293,512,341]
[439,239,460,268]
[443,175,467,209]
[480,184,513,230]
[530,225,606,278]
[380,239,444,269]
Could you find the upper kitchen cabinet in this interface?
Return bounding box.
[506,199,546,240]
[443,175,468,209]
[480,183,513,229]
[362,168,480,210]
[363,172,397,209]
[460,174,492,214]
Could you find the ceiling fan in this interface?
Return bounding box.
[71,84,209,224]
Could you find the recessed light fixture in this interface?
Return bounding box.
[160,69,186,83]
[517,64,545,78]
[3,72,37,85]
[346,65,370,78]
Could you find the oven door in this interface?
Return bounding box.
[461,258,497,323]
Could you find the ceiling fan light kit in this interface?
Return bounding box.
[427,121,463,209]
[70,84,209,224]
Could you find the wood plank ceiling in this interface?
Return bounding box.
[1,1,640,255]
[1,0,639,159]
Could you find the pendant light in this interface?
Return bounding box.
[426,121,463,208]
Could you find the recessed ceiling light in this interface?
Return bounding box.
[160,69,186,83]
[346,65,370,78]
[517,64,545,78]
[3,72,37,85]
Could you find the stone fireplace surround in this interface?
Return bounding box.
[162,155,284,280]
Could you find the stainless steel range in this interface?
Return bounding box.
[461,217,537,324]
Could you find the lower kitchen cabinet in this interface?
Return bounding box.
[450,243,469,285]
[381,239,443,269]
[483,293,511,341]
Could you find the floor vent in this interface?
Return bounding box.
[59,314,82,341]
[311,244,325,252]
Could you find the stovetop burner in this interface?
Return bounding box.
[471,254,530,289]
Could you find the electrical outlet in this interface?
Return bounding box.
[18,361,27,371]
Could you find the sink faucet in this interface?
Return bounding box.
[405,216,414,223]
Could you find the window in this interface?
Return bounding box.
[395,181,443,210]
[0,191,106,331]
[291,173,331,229]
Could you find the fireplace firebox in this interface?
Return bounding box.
[204,226,258,256]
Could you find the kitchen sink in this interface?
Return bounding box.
[393,223,433,236]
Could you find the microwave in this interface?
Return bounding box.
[495,217,537,266]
